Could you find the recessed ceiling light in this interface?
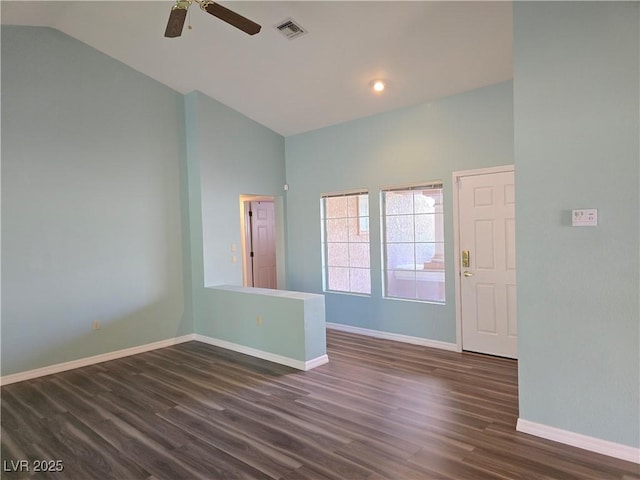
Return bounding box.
[372,80,385,92]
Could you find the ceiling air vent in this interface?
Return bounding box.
[274,18,307,40]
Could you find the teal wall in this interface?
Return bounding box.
[514,2,639,448]
[189,92,285,288]
[285,82,514,342]
[203,286,326,362]
[1,26,190,376]
[2,26,301,376]
[181,91,288,341]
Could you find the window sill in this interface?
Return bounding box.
[323,290,371,298]
[383,295,446,306]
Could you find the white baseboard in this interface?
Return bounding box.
[517,418,640,464]
[0,333,329,386]
[0,334,195,386]
[327,322,459,352]
[304,354,329,370]
[193,334,328,371]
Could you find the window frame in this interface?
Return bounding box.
[320,190,371,296]
[380,182,445,304]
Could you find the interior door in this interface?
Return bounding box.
[459,169,517,358]
[249,201,277,289]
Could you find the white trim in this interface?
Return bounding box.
[320,188,369,198]
[452,165,515,179]
[452,165,515,353]
[304,354,330,370]
[0,334,195,386]
[0,333,329,385]
[327,322,459,352]
[517,418,640,464]
[379,180,444,192]
[193,334,328,371]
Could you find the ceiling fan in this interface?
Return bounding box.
[164,0,261,38]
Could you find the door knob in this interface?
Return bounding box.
[463,271,474,277]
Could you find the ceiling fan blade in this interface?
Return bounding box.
[202,2,261,35]
[164,5,188,38]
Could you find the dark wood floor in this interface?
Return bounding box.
[1,330,638,480]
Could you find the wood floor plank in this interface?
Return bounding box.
[172,440,273,480]
[91,391,192,450]
[256,395,423,459]
[41,412,152,480]
[335,439,444,479]
[2,329,638,479]
[158,405,303,479]
[186,404,373,480]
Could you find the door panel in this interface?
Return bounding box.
[250,201,277,289]
[476,284,497,333]
[475,220,495,269]
[459,169,517,358]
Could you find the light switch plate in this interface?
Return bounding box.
[572,209,598,227]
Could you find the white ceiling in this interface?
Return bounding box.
[1,1,513,136]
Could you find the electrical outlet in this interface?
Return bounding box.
[256,315,263,326]
[92,320,101,330]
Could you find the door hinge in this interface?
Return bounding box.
[250,251,254,258]
[249,210,253,217]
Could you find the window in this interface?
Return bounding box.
[321,192,371,294]
[382,183,445,303]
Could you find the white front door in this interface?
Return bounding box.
[457,167,517,358]
[250,201,277,289]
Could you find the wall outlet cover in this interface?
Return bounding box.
[572,208,598,227]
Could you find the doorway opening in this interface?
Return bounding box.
[240,195,278,289]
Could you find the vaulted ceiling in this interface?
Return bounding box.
[1,1,513,136]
